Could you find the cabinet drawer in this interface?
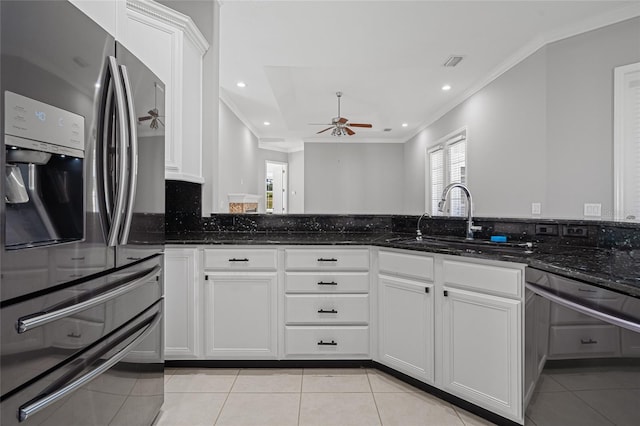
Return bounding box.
[285,294,369,325]
[285,326,369,357]
[379,250,434,281]
[285,272,370,293]
[204,249,277,271]
[443,259,522,298]
[284,249,369,271]
[549,325,620,358]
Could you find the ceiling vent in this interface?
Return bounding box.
[443,55,464,67]
[383,128,392,132]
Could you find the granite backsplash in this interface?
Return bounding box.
[166,212,639,250]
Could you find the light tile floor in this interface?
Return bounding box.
[156,365,640,426]
[525,366,640,426]
[155,368,496,426]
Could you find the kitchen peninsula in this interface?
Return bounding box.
[164,212,639,425]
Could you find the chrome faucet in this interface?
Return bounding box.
[438,183,481,240]
[415,212,430,240]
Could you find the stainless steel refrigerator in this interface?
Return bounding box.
[1,1,165,425]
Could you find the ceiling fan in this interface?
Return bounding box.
[311,91,372,136]
[138,82,164,129]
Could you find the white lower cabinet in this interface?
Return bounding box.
[441,259,523,423]
[283,247,371,359]
[204,273,278,359]
[377,250,435,383]
[378,275,434,383]
[164,247,201,359]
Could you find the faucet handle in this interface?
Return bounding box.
[470,225,482,232]
[416,229,423,241]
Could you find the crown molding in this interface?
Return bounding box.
[127,0,210,54]
[219,90,260,139]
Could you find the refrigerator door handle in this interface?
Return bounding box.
[118,64,138,245]
[18,309,162,422]
[105,56,129,247]
[16,265,161,334]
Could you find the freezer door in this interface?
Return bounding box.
[0,256,163,398]
[0,300,163,426]
[113,43,165,269]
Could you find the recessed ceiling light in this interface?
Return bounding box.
[263,121,271,126]
[236,81,246,88]
[402,123,408,127]
[442,84,452,91]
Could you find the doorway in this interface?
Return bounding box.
[265,161,288,214]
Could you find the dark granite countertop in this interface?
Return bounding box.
[166,232,640,298]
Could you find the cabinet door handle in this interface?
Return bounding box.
[317,340,337,346]
[317,281,338,286]
[318,309,338,314]
[70,257,85,261]
[228,258,249,262]
[581,338,598,345]
[443,290,448,297]
[425,287,429,294]
[317,258,338,262]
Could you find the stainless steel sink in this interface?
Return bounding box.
[397,236,535,255]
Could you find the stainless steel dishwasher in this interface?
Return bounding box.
[524,267,640,426]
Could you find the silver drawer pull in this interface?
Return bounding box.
[317,340,337,346]
[18,311,160,422]
[581,338,598,345]
[229,258,249,262]
[16,265,161,334]
[317,281,338,286]
[317,258,338,262]
[70,257,85,261]
[318,309,338,314]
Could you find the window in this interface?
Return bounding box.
[428,129,467,216]
[614,62,640,222]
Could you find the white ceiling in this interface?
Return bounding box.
[219,0,640,152]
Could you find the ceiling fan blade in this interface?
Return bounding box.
[138,116,152,121]
[317,127,334,134]
[348,123,372,128]
[337,117,348,125]
[345,127,356,136]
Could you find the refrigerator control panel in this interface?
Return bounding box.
[4,90,85,152]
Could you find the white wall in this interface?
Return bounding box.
[218,100,288,212]
[288,150,305,213]
[403,17,640,220]
[304,143,404,214]
[545,18,640,219]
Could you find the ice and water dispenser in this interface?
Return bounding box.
[4,91,84,249]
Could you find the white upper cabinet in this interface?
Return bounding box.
[120,0,209,183]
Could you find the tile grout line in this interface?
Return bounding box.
[366,370,384,426]
[212,369,240,425]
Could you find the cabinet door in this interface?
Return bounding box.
[442,287,522,422]
[205,273,278,359]
[378,275,434,383]
[164,248,200,359]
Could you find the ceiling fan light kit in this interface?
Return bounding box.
[311,91,372,136]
